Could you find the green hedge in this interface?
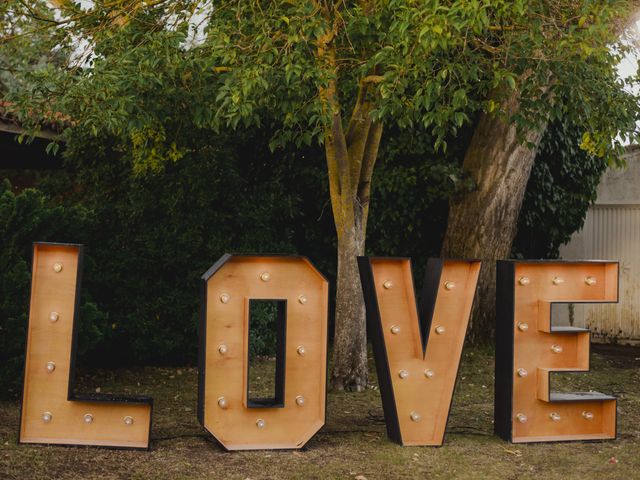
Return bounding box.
[0,180,108,396]
[0,121,606,396]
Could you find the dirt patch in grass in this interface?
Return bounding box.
[1,346,639,479]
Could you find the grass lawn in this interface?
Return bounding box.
[1,345,639,479]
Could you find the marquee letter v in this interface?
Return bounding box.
[358,257,481,446]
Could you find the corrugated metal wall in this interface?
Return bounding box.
[572,205,640,343]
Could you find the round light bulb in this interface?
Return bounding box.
[383,280,393,289]
[444,281,456,291]
[217,397,228,409]
[297,345,306,356]
[219,293,230,304]
[518,276,530,286]
[260,272,271,282]
[84,413,94,424]
[46,361,56,373]
[295,395,305,406]
[390,325,401,335]
[124,416,134,425]
[585,276,597,286]
[398,369,409,379]
[42,411,52,423]
[424,369,434,379]
[49,312,59,323]
[410,411,421,422]
[549,412,561,422]
[52,262,63,273]
[435,325,446,335]
[517,322,529,332]
[516,413,528,423]
[256,419,266,429]
[551,344,563,354]
[517,368,528,378]
[298,295,308,305]
[552,276,564,285]
[582,411,594,421]
[218,344,228,355]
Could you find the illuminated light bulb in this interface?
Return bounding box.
[552,276,564,285]
[383,280,393,289]
[219,293,230,304]
[49,312,59,323]
[297,345,306,356]
[517,322,529,332]
[444,281,456,291]
[582,411,594,421]
[516,413,528,423]
[260,272,271,282]
[390,325,401,335]
[124,416,134,425]
[398,369,409,379]
[256,419,266,429]
[518,276,530,286]
[517,368,528,378]
[410,411,421,422]
[298,295,308,305]
[435,325,446,335]
[84,413,94,424]
[295,395,305,406]
[42,411,52,423]
[585,276,597,286]
[218,344,228,355]
[46,361,56,373]
[217,397,228,409]
[52,262,63,273]
[551,344,563,354]
[424,369,434,379]
[549,412,561,422]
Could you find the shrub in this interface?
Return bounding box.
[0,179,108,397]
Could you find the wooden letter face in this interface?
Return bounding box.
[199,255,328,450]
[358,257,481,446]
[495,261,619,443]
[19,243,152,449]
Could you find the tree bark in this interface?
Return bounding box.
[315,7,383,390]
[441,89,547,343]
[330,205,368,391]
[326,111,382,392]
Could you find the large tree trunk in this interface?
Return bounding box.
[441,90,547,343]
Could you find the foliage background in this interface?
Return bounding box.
[0,117,607,396]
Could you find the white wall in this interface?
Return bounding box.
[558,146,640,344]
